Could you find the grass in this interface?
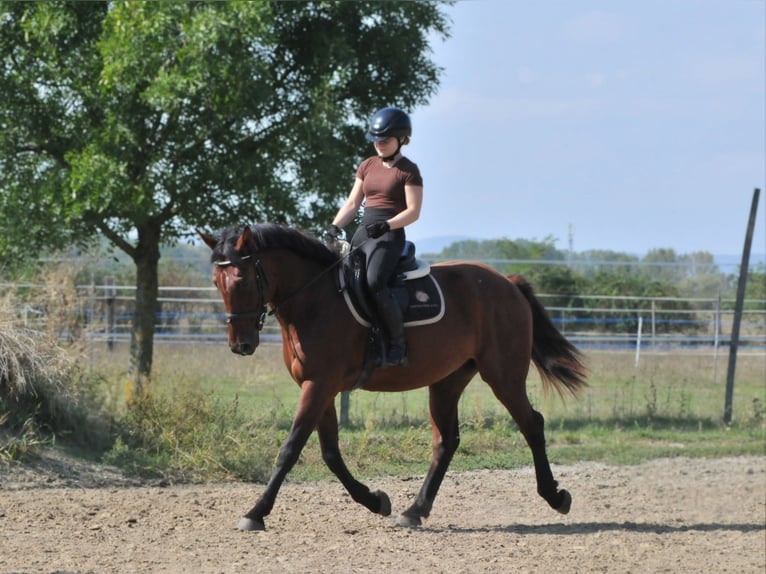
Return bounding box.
[85,343,765,482]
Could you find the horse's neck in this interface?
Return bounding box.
[262,251,338,320]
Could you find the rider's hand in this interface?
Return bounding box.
[365,221,390,239]
[323,224,341,243]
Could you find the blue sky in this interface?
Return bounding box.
[402,0,765,260]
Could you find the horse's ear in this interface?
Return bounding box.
[236,226,256,253]
[197,229,217,251]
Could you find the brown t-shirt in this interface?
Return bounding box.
[356,156,423,213]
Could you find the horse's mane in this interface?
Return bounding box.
[211,223,340,266]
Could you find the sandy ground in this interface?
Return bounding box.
[1,455,764,574]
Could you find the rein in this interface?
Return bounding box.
[267,242,360,318]
[216,241,362,328]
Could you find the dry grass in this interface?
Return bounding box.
[0,285,112,462]
[0,325,77,415]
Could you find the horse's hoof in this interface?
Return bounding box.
[237,517,265,531]
[556,490,572,515]
[395,513,422,528]
[373,490,392,516]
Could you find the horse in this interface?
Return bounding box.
[199,223,587,531]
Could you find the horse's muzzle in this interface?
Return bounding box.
[228,330,259,356]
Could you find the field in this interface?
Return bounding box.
[86,343,765,480]
[1,343,765,573]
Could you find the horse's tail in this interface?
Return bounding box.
[508,274,588,397]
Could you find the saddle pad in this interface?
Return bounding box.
[339,269,446,328]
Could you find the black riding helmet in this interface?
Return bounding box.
[365,107,412,142]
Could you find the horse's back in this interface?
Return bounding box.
[431,260,526,299]
[430,260,532,326]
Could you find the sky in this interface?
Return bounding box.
[401,0,766,261]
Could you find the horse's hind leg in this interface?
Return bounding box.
[485,370,572,514]
[397,363,475,527]
[522,407,572,513]
[316,403,392,518]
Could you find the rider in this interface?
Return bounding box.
[325,107,424,368]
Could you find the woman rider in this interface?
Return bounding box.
[325,107,423,368]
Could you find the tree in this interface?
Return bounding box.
[0,0,451,391]
[439,235,564,266]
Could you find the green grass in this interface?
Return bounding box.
[86,343,766,482]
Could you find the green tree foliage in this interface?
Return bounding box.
[578,269,691,334]
[572,249,640,276]
[523,264,588,309]
[745,265,766,301]
[439,235,563,264]
[0,0,450,388]
[431,238,725,334]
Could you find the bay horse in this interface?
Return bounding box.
[199,223,587,531]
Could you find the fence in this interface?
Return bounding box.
[5,282,765,355]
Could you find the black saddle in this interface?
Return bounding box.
[341,241,440,327]
[339,241,444,388]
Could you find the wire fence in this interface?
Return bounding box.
[5,282,765,356]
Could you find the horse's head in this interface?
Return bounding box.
[199,226,268,356]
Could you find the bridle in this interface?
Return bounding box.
[214,255,269,331]
[214,239,364,331]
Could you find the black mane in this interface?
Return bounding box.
[211,223,340,266]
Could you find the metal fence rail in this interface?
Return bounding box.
[5,283,766,352]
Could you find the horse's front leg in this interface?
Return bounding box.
[317,403,391,518]
[238,380,332,531]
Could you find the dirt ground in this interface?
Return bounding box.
[1,454,764,574]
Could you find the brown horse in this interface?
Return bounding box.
[199,223,587,531]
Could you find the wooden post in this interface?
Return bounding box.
[712,293,721,383]
[340,391,350,427]
[724,188,760,424]
[634,315,643,368]
[106,277,116,351]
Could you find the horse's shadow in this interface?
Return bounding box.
[415,521,765,535]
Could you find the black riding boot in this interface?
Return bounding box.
[373,290,408,368]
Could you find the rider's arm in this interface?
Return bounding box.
[386,184,422,230]
[332,178,365,228]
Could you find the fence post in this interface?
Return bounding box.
[340,391,350,427]
[724,188,760,423]
[712,293,721,383]
[634,315,643,368]
[106,277,116,351]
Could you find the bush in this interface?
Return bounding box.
[104,389,274,482]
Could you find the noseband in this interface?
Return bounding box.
[214,255,269,331]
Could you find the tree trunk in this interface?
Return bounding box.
[128,224,161,398]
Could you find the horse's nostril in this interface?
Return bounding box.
[231,342,255,356]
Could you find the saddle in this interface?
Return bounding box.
[338,241,445,389]
[339,241,445,328]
